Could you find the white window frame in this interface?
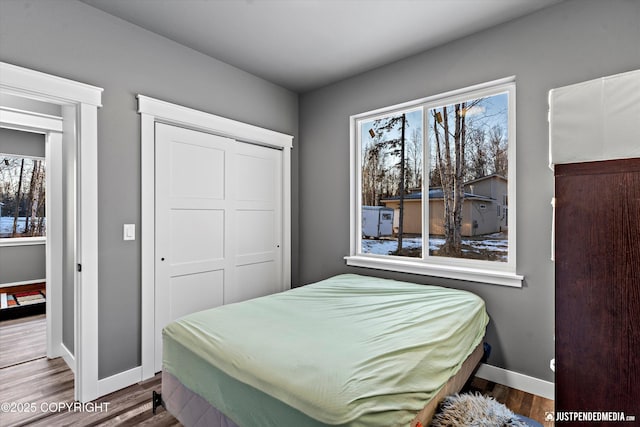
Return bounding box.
[346,77,523,287]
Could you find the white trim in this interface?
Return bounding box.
[75,102,100,401]
[137,95,292,149]
[344,255,523,287]
[0,279,46,289]
[97,366,143,397]
[1,61,103,403]
[0,62,102,107]
[476,363,555,400]
[350,76,516,121]
[282,146,292,292]
[60,342,76,374]
[348,77,520,287]
[140,112,156,381]
[0,237,46,247]
[138,95,293,381]
[46,131,63,360]
[0,106,63,133]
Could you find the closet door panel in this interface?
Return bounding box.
[225,143,283,304]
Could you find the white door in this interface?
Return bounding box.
[154,123,283,371]
[226,141,283,304]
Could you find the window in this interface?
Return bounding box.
[347,77,521,287]
[0,154,46,239]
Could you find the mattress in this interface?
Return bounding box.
[162,273,489,426]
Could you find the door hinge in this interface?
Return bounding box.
[77,263,82,272]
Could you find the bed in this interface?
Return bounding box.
[160,274,489,427]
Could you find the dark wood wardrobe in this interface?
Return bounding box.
[555,157,640,418]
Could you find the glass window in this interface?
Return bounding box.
[427,91,509,262]
[347,78,520,286]
[360,108,422,257]
[0,154,46,238]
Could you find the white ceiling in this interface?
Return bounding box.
[81,0,563,93]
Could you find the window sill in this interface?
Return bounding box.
[0,237,46,247]
[344,255,523,288]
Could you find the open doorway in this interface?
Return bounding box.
[0,61,102,402]
[0,127,48,369]
[0,98,67,372]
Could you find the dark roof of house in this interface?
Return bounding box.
[382,189,494,202]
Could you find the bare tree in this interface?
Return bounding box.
[372,113,408,253]
[431,99,482,256]
[362,137,389,207]
[12,159,25,236]
[27,160,44,236]
[489,125,508,177]
[465,127,488,181]
[407,126,423,189]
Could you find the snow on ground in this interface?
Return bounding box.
[362,232,508,261]
[0,216,45,236]
[361,237,423,255]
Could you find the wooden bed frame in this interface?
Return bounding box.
[410,341,485,426]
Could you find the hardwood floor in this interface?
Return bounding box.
[0,314,46,369]
[1,315,554,426]
[464,377,555,425]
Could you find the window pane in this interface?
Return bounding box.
[427,92,508,262]
[360,110,422,257]
[0,155,47,238]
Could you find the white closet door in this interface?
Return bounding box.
[154,123,283,371]
[226,142,283,304]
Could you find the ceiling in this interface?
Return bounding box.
[81,0,564,93]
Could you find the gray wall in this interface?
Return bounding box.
[0,0,299,379]
[0,127,46,157]
[0,243,46,285]
[298,0,640,383]
[0,128,46,286]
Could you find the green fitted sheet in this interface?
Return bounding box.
[163,274,489,426]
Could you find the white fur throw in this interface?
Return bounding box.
[430,392,527,427]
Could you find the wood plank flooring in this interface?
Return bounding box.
[465,377,555,425]
[0,314,46,369]
[1,315,554,426]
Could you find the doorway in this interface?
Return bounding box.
[0,61,103,402]
[0,108,64,367]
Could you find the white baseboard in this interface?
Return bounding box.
[97,366,142,398]
[475,363,555,400]
[60,343,75,374]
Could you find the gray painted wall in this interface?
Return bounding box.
[0,0,298,378]
[298,0,640,383]
[0,127,46,157]
[0,128,46,286]
[0,243,46,285]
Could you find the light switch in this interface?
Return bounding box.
[124,224,135,241]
